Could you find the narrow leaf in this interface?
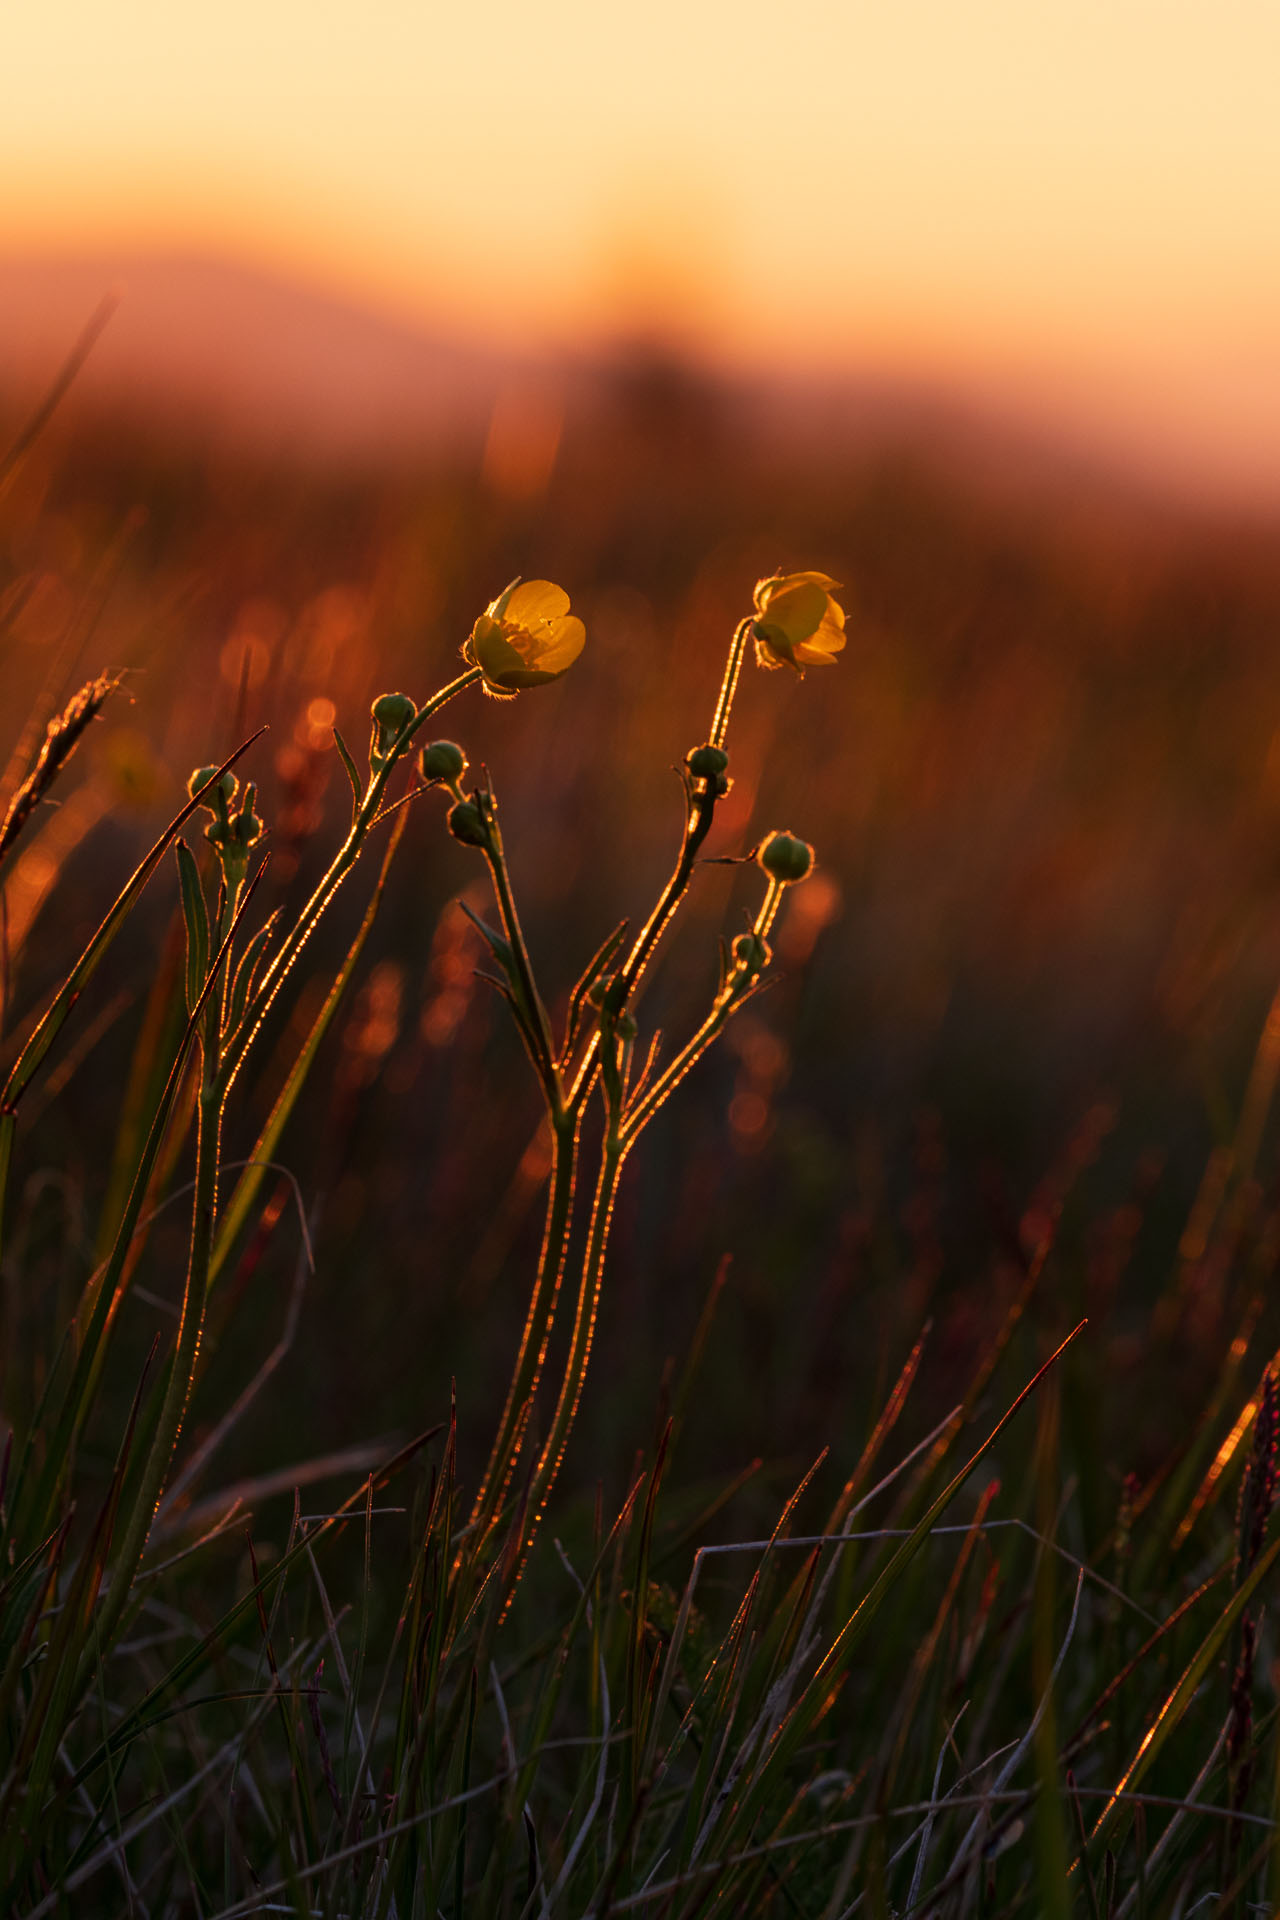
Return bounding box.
[332,725,363,810]
[174,840,209,1015]
[458,897,516,972]
[564,917,629,1058]
[226,915,278,1037]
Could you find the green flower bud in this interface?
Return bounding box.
[447,799,489,847]
[188,766,237,809]
[372,691,417,730]
[613,1011,638,1041]
[420,739,468,784]
[686,743,729,779]
[685,741,731,796]
[732,931,772,976]
[369,691,418,766]
[756,830,814,884]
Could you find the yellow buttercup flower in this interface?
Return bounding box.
[751,571,846,673]
[464,578,586,698]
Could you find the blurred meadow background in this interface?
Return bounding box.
[5,3,1280,1911]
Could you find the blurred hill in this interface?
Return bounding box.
[0,250,502,459]
[3,248,1277,522]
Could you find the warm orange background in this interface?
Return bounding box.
[4,0,1279,496]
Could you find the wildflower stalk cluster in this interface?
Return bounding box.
[423,584,828,1598]
[0,566,834,1903]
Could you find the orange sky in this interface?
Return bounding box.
[5,0,1280,494]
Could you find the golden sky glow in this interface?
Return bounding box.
[5,1,1280,492]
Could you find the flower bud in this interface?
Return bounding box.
[369,691,417,766]
[756,830,814,884]
[371,691,417,731]
[732,932,772,977]
[188,766,237,809]
[447,799,489,848]
[420,739,468,784]
[686,742,731,796]
[686,743,728,779]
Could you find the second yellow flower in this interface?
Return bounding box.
[465,579,586,697]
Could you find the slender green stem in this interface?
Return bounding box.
[709,616,754,752]
[621,1001,739,1148]
[623,881,784,1146]
[466,1106,580,1541]
[619,789,718,1003]
[520,1133,626,1566]
[223,666,481,1092]
[565,783,717,1112]
[479,797,558,1094]
[564,616,753,1112]
[755,875,785,941]
[413,665,485,734]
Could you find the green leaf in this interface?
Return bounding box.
[226,915,278,1037]
[458,897,516,973]
[174,840,209,1015]
[564,917,629,1058]
[332,724,364,811]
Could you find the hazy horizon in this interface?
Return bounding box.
[3,242,1279,523]
[6,1,1279,510]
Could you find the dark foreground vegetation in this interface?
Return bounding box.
[4,356,1280,1914]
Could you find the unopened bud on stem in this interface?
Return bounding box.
[732,931,772,979]
[447,799,489,848]
[420,739,468,784]
[369,692,418,768]
[685,742,731,795]
[756,830,814,885]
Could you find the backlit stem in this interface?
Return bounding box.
[466,1105,580,1544]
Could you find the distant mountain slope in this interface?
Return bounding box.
[0,250,1275,522]
[0,250,506,455]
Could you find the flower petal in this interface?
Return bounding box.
[753,624,800,671]
[505,580,571,629]
[763,579,829,646]
[527,614,585,674]
[471,622,531,688]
